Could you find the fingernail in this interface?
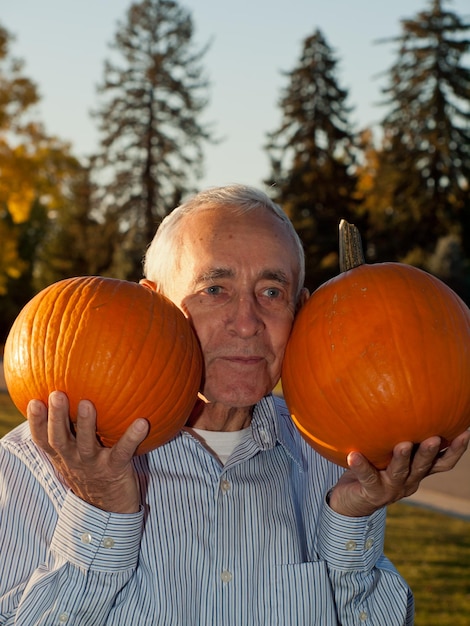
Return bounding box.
[134,419,149,434]
[49,392,63,408]
[78,400,91,417]
[28,400,43,416]
[347,452,361,467]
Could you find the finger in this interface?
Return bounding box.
[47,391,74,450]
[406,436,442,482]
[385,441,416,483]
[28,399,53,452]
[429,430,470,474]
[347,451,382,489]
[110,419,150,467]
[75,399,100,457]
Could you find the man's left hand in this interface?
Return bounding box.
[328,430,470,517]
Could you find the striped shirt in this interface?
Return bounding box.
[0,394,413,625]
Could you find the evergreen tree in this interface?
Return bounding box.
[371,0,470,265]
[92,0,214,280]
[33,165,120,290]
[265,29,360,292]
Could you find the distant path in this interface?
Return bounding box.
[0,358,468,518]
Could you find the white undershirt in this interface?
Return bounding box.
[185,426,253,465]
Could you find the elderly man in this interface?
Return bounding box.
[1,184,468,625]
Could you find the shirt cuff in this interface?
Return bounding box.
[317,498,386,572]
[50,491,144,573]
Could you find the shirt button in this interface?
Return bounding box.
[102,537,115,549]
[80,532,92,544]
[220,479,231,494]
[220,570,233,583]
[345,540,357,551]
[258,429,269,444]
[58,613,69,623]
[359,610,368,621]
[365,537,374,550]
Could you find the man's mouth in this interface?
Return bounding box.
[221,356,264,365]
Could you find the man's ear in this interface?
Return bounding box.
[139,278,157,292]
[295,287,310,314]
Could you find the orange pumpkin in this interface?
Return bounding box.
[4,276,203,453]
[282,221,470,469]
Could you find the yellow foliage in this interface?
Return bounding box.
[0,222,27,294]
[7,186,35,224]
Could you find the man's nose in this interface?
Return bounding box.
[227,295,264,337]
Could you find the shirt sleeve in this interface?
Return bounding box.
[18,492,143,626]
[317,500,414,625]
[0,434,143,626]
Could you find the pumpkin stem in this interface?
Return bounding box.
[339,219,366,272]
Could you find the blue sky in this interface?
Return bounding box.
[2,0,469,190]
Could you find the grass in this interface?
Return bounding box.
[385,502,470,625]
[1,391,469,624]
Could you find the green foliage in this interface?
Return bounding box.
[264,29,362,293]
[91,0,215,280]
[369,0,470,267]
[32,166,121,290]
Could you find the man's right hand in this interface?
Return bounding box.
[28,391,149,513]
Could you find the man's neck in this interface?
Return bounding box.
[187,399,253,432]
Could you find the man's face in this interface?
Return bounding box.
[165,206,302,410]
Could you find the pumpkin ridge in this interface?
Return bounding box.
[62,278,99,415]
[91,281,149,422]
[397,267,468,437]
[373,266,423,432]
[31,290,53,407]
[426,274,470,427]
[135,305,198,433]
[123,293,177,416]
[41,280,76,405]
[94,286,200,448]
[89,282,168,437]
[59,277,110,418]
[313,307,364,440]
[286,296,357,451]
[108,290,175,427]
[320,277,393,445]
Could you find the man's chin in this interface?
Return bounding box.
[203,386,273,409]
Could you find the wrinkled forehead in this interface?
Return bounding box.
[179,203,296,249]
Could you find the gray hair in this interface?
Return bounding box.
[143,184,306,298]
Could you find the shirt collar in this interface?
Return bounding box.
[251,394,305,472]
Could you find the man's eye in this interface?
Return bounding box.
[205,285,222,295]
[264,287,281,298]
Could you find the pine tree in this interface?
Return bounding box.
[265,29,360,292]
[371,0,470,265]
[33,166,120,290]
[91,0,214,280]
